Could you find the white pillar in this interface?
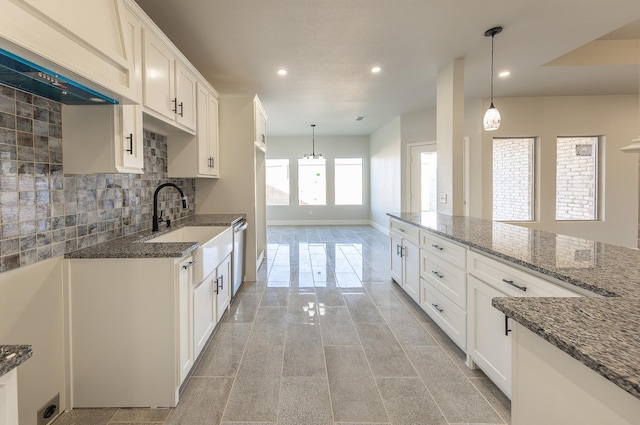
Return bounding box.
[436,58,465,215]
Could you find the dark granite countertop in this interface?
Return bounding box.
[0,345,32,377]
[388,212,640,399]
[65,214,245,259]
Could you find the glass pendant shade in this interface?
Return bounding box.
[483,103,501,131]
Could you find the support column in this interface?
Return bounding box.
[436,58,465,215]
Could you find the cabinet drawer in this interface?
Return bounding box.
[421,278,466,351]
[390,219,419,243]
[467,251,580,298]
[420,231,466,269]
[421,251,466,309]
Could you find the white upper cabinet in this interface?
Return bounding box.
[63,104,145,174]
[254,96,268,152]
[175,61,197,131]
[196,85,220,177]
[0,0,140,102]
[61,3,144,174]
[142,27,197,134]
[167,80,219,178]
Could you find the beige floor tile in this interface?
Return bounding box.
[325,345,389,423]
[376,377,447,425]
[164,377,233,425]
[355,323,417,377]
[277,377,333,425]
[192,323,251,377]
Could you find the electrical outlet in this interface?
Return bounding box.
[37,393,60,425]
[439,193,448,204]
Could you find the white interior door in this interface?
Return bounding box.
[409,143,437,212]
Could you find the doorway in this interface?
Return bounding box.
[409,143,437,213]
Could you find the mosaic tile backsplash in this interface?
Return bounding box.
[0,84,196,272]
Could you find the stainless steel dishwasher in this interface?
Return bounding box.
[232,218,248,297]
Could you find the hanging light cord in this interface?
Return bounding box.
[490,32,495,106]
[312,124,316,155]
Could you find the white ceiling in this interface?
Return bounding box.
[134,0,640,136]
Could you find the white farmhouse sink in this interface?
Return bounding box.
[146,226,233,282]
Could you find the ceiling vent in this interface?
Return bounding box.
[355,116,365,122]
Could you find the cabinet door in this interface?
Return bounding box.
[193,272,216,358]
[390,233,403,284]
[142,28,175,120]
[468,275,512,397]
[177,258,194,385]
[403,240,420,303]
[120,105,144,171]
[0,369,19,425]
[208,95,220,177]
[175,61,197,132]
[215,255,232,322]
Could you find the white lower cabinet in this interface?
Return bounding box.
[193,253,231,360]
[215,254,232,322]
[193,270,217,359]
[466,250,580,398]
[67,255,194,408]
[0,369,18,425]
[389,219,420,303]
[177,257,194,385]
[467,275,512,396]
[421,277,467,350]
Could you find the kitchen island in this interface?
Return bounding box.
[388,212,640,424]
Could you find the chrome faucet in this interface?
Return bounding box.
[153,183,188,231]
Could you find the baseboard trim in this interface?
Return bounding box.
[369,220,389,235]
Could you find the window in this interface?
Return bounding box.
[555,136,598,221]
[335,158,363,205]
[266,159,290,205]
[298,158,326,205]
[492,137,535,221]
[420,151,437,212]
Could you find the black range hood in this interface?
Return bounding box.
[0,47,118,105]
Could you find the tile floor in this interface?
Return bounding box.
[53,225,510,425]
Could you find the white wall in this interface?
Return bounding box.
[400,107,437,211]
[266,136,370,224]
[0,258,67,424]
[369,117,402,231]
[475,95,639,248]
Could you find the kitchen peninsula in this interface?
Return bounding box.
[388,212,640,425]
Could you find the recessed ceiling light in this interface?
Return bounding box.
[277,69,288,76]
[371,66,381,74]
[499,70,511,78]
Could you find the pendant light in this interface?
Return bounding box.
[303,124,323,159]
[483,26,503,131]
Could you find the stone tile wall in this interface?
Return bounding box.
[0,84,196,272]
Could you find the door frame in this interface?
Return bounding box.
[406,141,437,213]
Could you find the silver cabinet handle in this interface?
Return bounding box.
[125,134,133,154]
[431,303,444,313]
[182,261,194,270]
[398,228,405,232]
[502,278,527,292]
[431,244,443,251]
[431,271,444,279]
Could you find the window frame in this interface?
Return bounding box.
[492,137,536,222]
[334,157,364,206]
[266,158,291,206]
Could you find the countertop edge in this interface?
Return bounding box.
[0,345,33,377]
